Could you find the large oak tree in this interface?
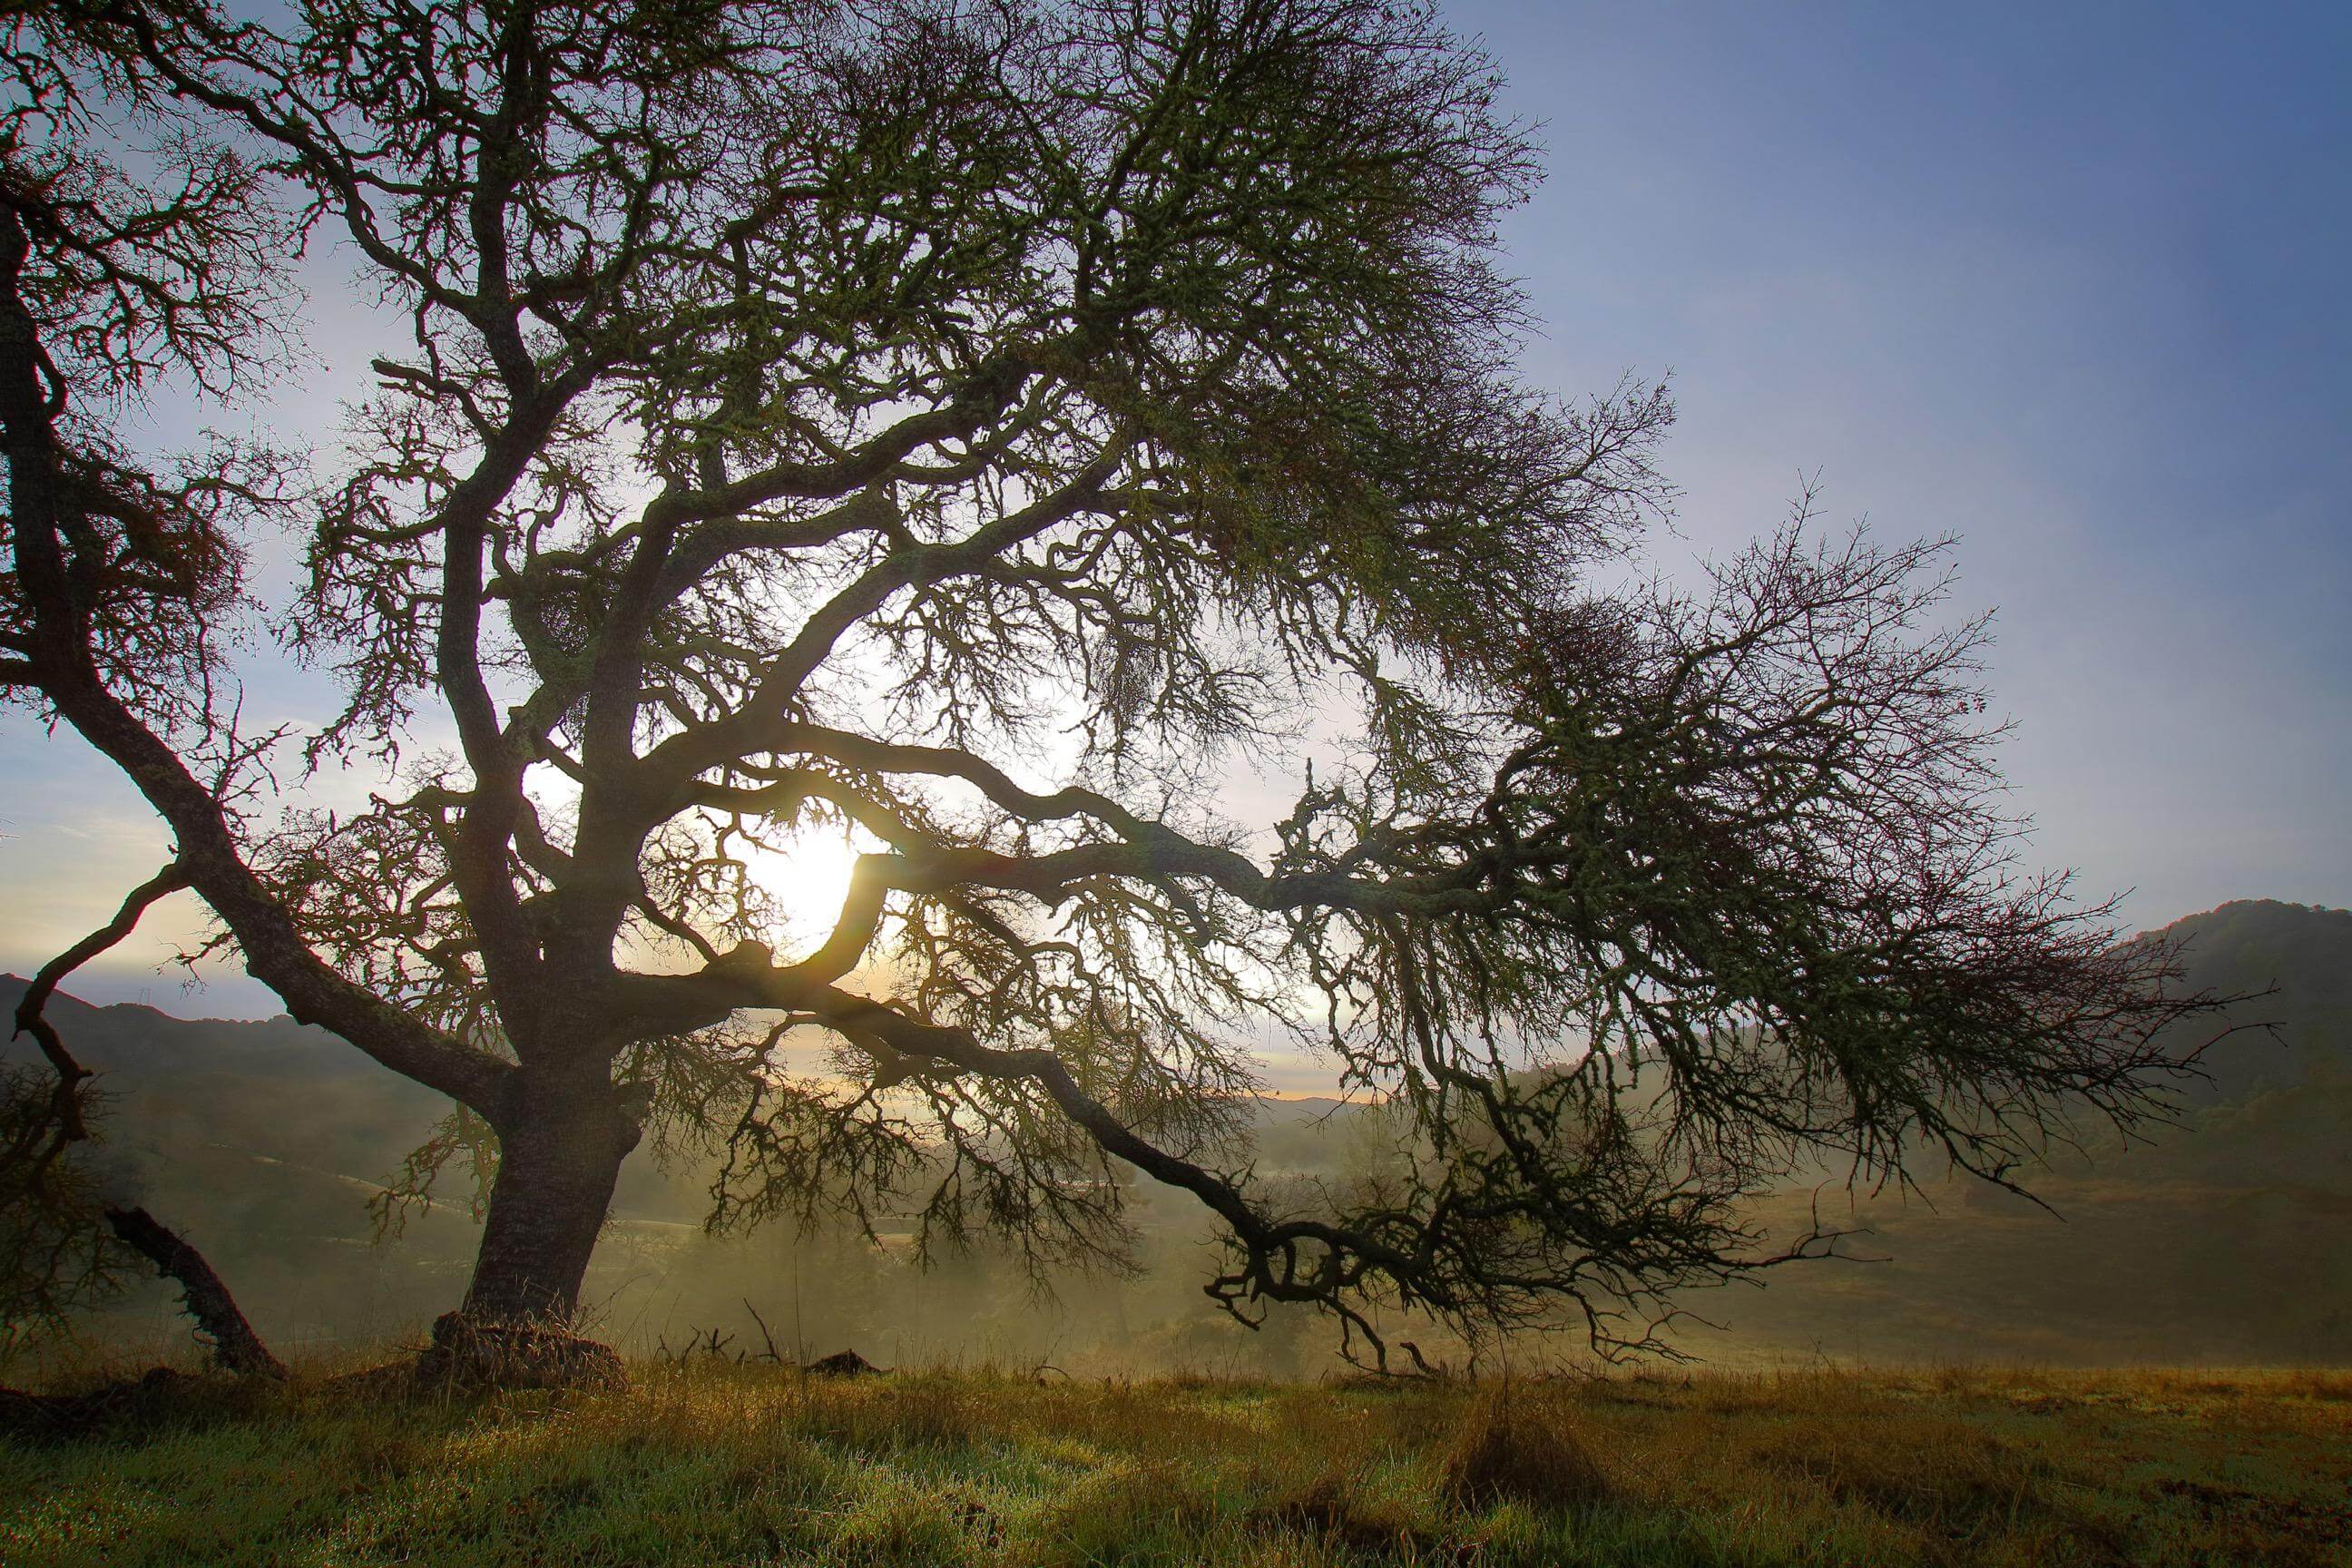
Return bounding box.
[4,0,2215,1365]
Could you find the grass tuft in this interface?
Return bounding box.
[1437,1384,1611,1513]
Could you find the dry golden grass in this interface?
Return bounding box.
[3,1357,2347,1565]
[1437,1384,1611,1511]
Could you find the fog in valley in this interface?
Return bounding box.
[14,900,2344,1380]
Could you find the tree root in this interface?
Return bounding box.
[410,1311,626,1391]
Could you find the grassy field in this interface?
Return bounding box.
[5,1361,2347,1566]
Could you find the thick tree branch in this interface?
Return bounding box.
[0,205,514,1115]
[104,1205,286,1378]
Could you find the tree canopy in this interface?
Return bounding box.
[3,0,2218,1367]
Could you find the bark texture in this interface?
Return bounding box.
[459,1078,642,1325]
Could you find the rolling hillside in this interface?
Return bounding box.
[5,900,2346,1369]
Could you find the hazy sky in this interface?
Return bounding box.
[4,1,2347,1020]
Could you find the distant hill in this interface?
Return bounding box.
[5,897,2347,1370]
[1710,900,2351,1365]
[2138,899,2351,1102]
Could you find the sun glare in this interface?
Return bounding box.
[738,830,866,957]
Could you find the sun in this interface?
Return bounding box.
[736,828,867,956]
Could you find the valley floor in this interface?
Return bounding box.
[5,1362,2347,1566]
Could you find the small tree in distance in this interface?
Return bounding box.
[3,0,2220,1369]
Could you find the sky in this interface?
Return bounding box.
[3,0,2347,1024]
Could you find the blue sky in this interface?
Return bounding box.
[1458,1,2350,917]
[4,1,2347,1017]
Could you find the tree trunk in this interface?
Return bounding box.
[460,1083,641,1326]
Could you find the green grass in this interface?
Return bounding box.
[5,1362,2348,1565]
